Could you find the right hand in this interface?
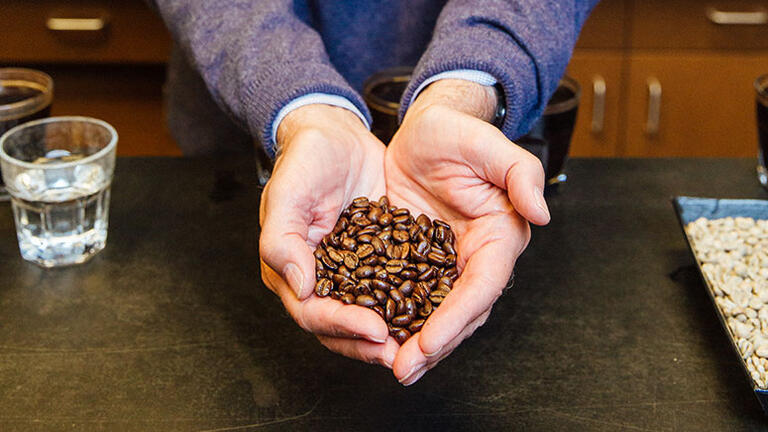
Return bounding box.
[259,104,400,368]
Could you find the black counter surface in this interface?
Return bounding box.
[0,157,767,431]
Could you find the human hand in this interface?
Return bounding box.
[259,104,400,368]
[384,79,551,385]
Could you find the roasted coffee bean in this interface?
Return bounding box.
[408,224,422,240]
[385,259,406,274]
[357,234,373,244]
[357,226,380,236]
[426,227,435,242]
[393,230,410,243]
[355,280,372,295]
[374,269,389,281]
[385,298,396,321]
[378,213,393,226]
[377,256,389,266]
[385,244,397,260]
[392,314,412,326]
[314,248,325,260]
[418,265,436,281]
[436,281,452,293]
[344,252,360,269]
[361,256,376,266]
[392,208,410,217]
[327,248,344,264]
[378,196,389,208]
[377,230,393,242]
[396,299,407,315]
[341,237,357,251]
[355,266,375,278]
[332,217,347,235]
[346,224,360,237]
[368,207,382,224]
[428,250,447,266]
[398,243,410,259]
[425,278,437,291]
[392,328,411,344]
[418,280,431,296]
[370,279,391,291]
[429,290,449,305]
[445,254,456,267]
[338,265,352,279]
[416,214,432,232]
[356,244,374,259]
[316,270,326,280]
[408,319,425,333]
[356,294,377,307]
[373,305,385,319]
[389,289,404,303]
[331,273,347,287]
[351,213,371,226]
[399,280,415,296]
[419,301,433,317]
[370,236,386,255]
[341,293,355,304]
[394,223,409,232]
[352,196,369,207]
[434,225,446,243]
[331,291,342,300]
[404,298,416,318]
[439,276,453,288]
[321,254,338,270]
[400,269,418,280]
[393,214,410,225]
[387,275,403,286]
[339,279,355,293]
[412,289,425,306]
[316,258,324,272]
[442,241,456,256]
[373,289,388,305]
[315,279,332,297]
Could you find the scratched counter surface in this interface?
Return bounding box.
[0,157,767,431]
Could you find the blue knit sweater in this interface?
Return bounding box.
[150,0,599,157]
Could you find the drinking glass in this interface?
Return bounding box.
[756,74,768,188]
[0,68,54,201]
[0,116,117,267]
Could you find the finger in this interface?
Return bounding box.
[262,262,389,342]
[417,216,525,356]
[258,173,319,300]
[393,310,491,385]
[317,335,400,368]
[461,122,550,226]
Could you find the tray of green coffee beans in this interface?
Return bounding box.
[313,196,458,344]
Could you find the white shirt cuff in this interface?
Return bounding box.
[271,93,370,145]
[409,69,498,108]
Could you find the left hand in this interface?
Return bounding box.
[384,79,551,385]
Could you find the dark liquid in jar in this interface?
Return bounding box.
[524,85,578,181]
[758,100,768,169]
[0,84,52,189]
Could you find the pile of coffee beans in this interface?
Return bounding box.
[313,196,459,344]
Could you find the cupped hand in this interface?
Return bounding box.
[259,104,399,368]
[384,80,551,385]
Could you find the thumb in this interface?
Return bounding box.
[258,181,317,300]
[463,123,550,225]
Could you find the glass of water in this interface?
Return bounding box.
[0,116,116,267]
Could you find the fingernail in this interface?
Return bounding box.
[424,346,443,358]
[367,335,386,344]
[533,187,550,221]
[398,362,426,385]
[284,263,304,298]
[400,366,428,386]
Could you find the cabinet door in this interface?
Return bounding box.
[624,53,767,157]
[565,51,624,157]
[46,65,180,156]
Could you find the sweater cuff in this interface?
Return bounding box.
[270,93,371,147]
[399,26,540,140]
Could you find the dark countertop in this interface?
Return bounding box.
[1,157,767,431]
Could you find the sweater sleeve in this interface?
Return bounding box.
[148,0,371,158]
[399,0,600,140]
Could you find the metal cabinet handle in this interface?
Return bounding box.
[706,7,768,25]
[46,17,107,32]
[591,75,606,135]
[645,77,662,137]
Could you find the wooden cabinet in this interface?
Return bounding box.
[0,0,177,156]
[566,51,625,157]
[568,0,768,157]
[624,53,765,157]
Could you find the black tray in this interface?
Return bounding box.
[672,196,768,414]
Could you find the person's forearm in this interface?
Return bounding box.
[150,0,370,157]
[409,79,497,123]
[401,0,600,139]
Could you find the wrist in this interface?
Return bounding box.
[409,79,498,123]
[276,104,368,152]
